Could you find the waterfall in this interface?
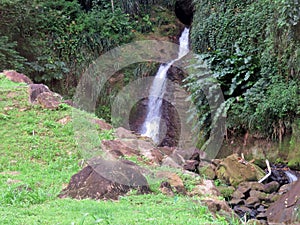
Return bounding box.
[284,170,298,183]
[140,27,190,144]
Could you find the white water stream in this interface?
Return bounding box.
[140,27,190,144]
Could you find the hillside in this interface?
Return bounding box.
[0,74,240,224]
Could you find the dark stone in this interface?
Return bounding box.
[256,213,267,220]
[229,198,245,206]
[263,181,280,193]
[59,159,150,200]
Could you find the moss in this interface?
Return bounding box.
[287,119,300,170]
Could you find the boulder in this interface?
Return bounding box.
[266,180,300,224]
[37,92,62,110]
[28,84,51,103]
[216,154,265,187]
[3,70,33,84]
[59,159,150,200]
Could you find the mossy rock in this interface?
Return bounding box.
[216,154,265,187]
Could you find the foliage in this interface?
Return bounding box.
[188,0,300,140]
[0,36,26,72]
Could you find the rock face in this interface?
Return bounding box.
[175,0,194,25]
[216,154,265,187]
[266,180,300,224]
[3,70,33,84]
[59,159,150,200]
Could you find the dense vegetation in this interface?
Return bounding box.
[1,0,299,141]
[0,0,175,95]
[187,0,300,142]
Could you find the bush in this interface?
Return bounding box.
[187,0,300,141]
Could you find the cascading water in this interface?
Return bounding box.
[140,27,190,144]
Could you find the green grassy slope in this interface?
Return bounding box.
[0,74,237,224]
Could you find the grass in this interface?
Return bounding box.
[0,74,238,224]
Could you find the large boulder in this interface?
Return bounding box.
[216,154,265,187]
[59,159,150,200]
[3,70,33,84]
[267,180,300,224]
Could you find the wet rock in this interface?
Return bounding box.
[216,154,265,187]
[3,70,33,84]
[267,180,300,224]
[156,171,186,194]
[37,92,62,110]
[59,159,150,200]
[263,181,280,193]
